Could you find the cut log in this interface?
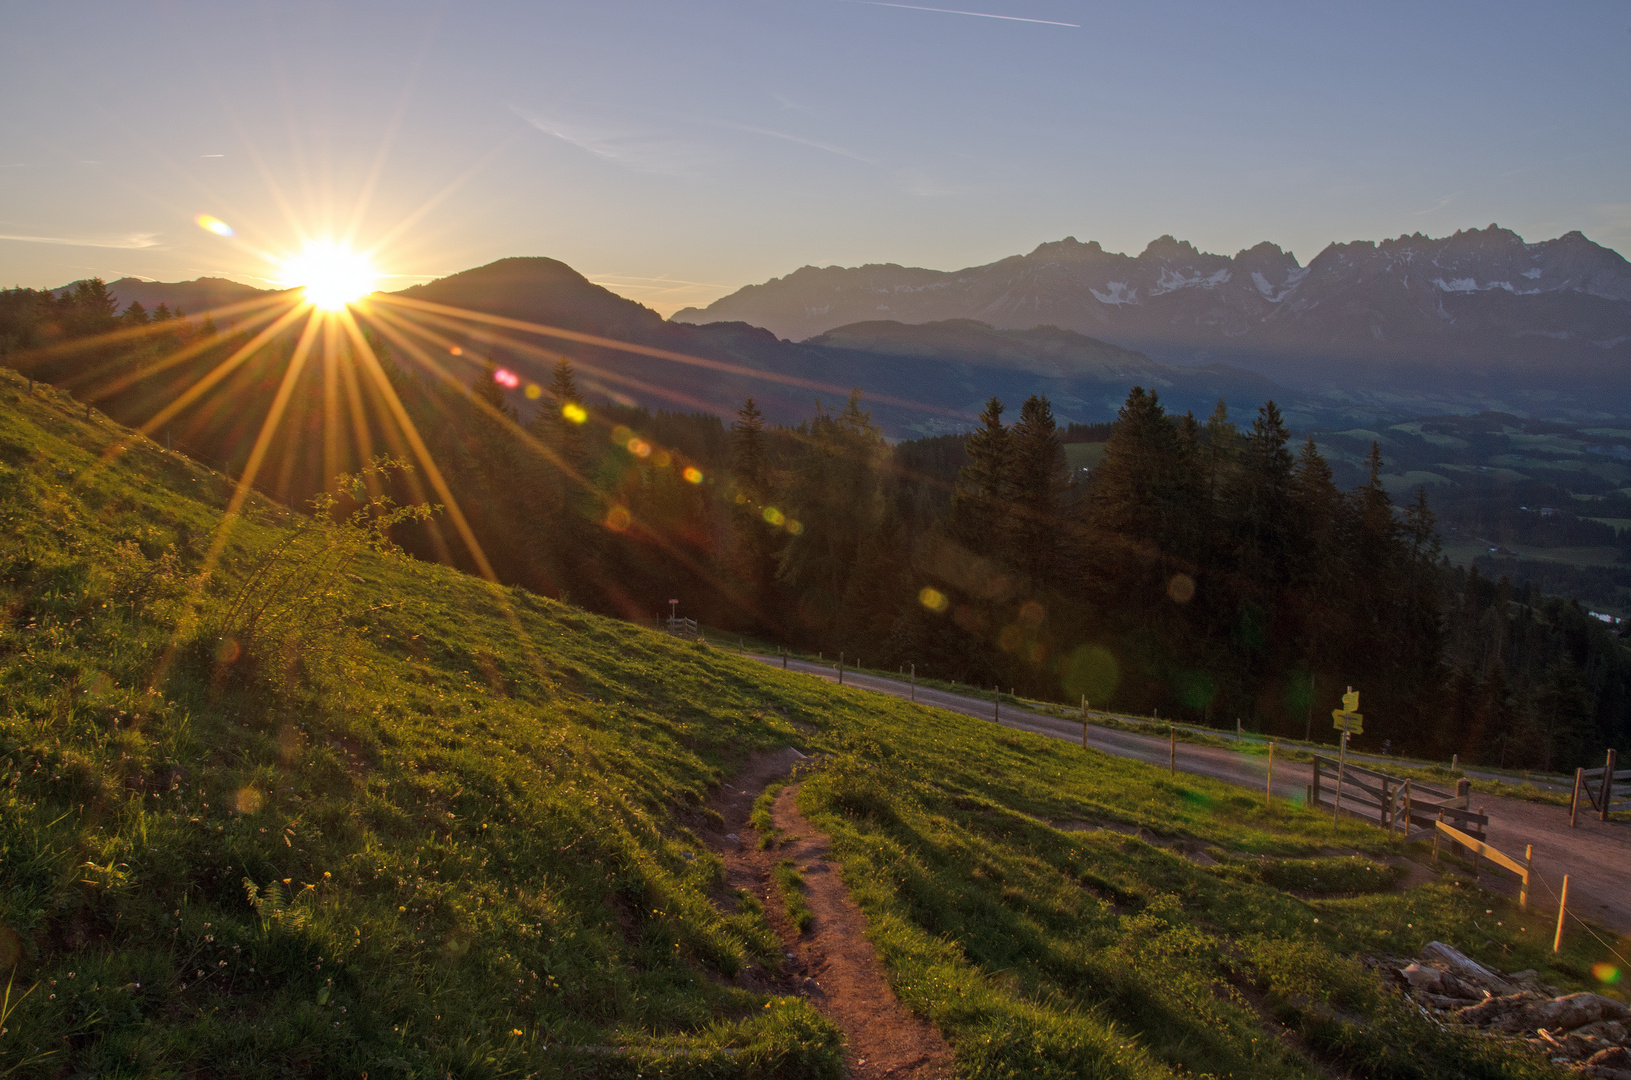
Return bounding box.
[1420,941,1518,995]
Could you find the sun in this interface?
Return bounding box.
[279,241,378,310]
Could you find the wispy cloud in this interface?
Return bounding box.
[840,0,1079,28]
[1411,193,1457,216]
[0,232,160,250]
[511,106,711,177]
[692,117,873,164]
[513,103,874,175]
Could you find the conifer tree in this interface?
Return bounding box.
[1005,394,1067,584]
[953,397,1012,557]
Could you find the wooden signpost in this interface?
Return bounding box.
[1330,687,1362,824]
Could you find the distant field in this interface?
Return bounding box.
[1442,541,1624,570]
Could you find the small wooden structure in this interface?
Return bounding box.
[1570,749,1629,826]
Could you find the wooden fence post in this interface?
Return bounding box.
[1571,768,1584,828]
[1266,741,1275,807]
[910,663,915,702]
[1400,781,1412,838]
[1310,756,1322,812]
[993,686,1000,723]
[1169,724,1176,775]
[1520,845,1532,911]
[1433,809,1443,863]
[1333,730,1350,826]
[1554,875,1570,953]
[838,653,844,686]
[1602,749,1617,823]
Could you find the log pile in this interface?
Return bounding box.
[1389,941,1631,1077]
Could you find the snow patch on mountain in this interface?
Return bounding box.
[1150,267,1230,296]
[1090,282,1138,306]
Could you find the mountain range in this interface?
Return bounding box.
[87,259,1300,437]
[75,224,1631,435]
[674,226,1631,418]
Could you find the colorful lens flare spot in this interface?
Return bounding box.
[524,383,542,400]
[562,402,587,424]
[786,519,804,535]
[605,506,632,531]
[195,214,234,237]
[683,466,704,483]
[1593,963,1620,984]
[762,506,785,526]
[919,586,949,613]
[492,368,521,389]
[450,346,464,356]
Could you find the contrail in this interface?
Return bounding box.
[841,1,1079,27]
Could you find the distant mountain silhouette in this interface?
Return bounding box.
[99,276,285,323]
[388,257,1304,435]
[673,227,1631,416]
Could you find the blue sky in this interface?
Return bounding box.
[2,1,1627,313]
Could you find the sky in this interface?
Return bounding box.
[2,1,1628,315]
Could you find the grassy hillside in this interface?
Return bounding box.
[0,367,1613,1077]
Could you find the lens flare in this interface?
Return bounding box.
[919,586,949,613]
[763,506,785,526]
[279,241,377,310]
[524,383,542,399]
[195,214,234,237]
[683,466,703,483]
[492,367,521,389]
[562,402,587,424]
[787,519,803,535]
[1593,963,1620,984]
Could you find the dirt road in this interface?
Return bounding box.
[752,654,1631,938]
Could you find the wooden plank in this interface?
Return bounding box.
[1435,820,1527,878]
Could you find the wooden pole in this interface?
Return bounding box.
[1332,729,1349,826]
[1520,844,1532,911]
[1266,741,1275,807]
[1169,724,1176,775]
[782,649,788,670]
[1401,781,1412,838]
[1571,767,1583,828]
[838,653,843,686]
[1602,749,1616,823]
[1082,697,1089,749]
[1433,809,1443,862]
[993,685,999,723]
[1451,753,1458,774]
[910,663,915,703]
[1554,875,1570,953]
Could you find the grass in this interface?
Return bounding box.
[0,368,1623,1078]
[771,862,813,935]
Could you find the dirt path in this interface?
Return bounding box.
[704,748,953,1080]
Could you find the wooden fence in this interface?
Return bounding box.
[1308,755,1489,841]
[1431,818,1534,908]
[665,616,700,639]
[1570,749,1629,825]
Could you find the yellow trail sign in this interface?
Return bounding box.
[1342,689,1360,713]
[1332,709,1364,735]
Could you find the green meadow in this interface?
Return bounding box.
[0,368,1616,1077]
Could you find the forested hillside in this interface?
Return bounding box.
[3,281,1627,770]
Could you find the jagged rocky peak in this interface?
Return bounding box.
[1139,235,1209,262]
[1026,236,1107,260]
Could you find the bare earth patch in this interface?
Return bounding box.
[705,748,954,1079]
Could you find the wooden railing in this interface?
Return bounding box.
[1570,749,1629,825]
[1309,755,1489,840]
